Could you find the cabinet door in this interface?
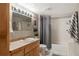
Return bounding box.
[25,53,30,56]
[25,50,34,56]
[25,41,39,54]
[25,41,40,56]
[33,47,40,56]
[25,47,40,56]
[11,50,24,56]
[28,51,34,56]
[0,3,9,56]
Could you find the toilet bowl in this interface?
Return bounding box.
[40,44,53,56]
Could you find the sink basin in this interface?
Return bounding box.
[24,38,35,43]
[10,39,24,51]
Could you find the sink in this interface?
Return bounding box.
[24,38,35,43]
[10,39,24,51]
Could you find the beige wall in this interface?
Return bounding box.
[51,17,74,44]
[51,18,59,44]
[51,16,78,55]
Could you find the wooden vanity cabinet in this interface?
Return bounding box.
[24,40,40,56]
[10,40,40,56]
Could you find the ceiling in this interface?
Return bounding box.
[18,3,79,17]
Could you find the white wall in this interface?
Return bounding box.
[51,18,59,44]
[51,16,79,56]
[51,17,74,44]
[57,17,74,44]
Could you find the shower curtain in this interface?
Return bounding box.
[40,15,51,50]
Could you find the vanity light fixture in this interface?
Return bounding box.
[18,9,21,13]
[31,15,32,17]
[27,13,29,17]
[14,7,17,12]
[12,6,14,10]
[22,11,24,14]
[12,6,33,18]
[30,14,32,17]
[25,12,27,15]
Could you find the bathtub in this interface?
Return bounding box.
[40,43,79,56]
[51,43,76,56]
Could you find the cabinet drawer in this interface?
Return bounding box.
[24,44,33,54]
[33,47,40,56]
[24,41,39,54]
[11,50,24,56]
[25,46,40,56]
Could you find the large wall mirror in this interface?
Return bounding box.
[12,12,32,31]
[11,12,34,41]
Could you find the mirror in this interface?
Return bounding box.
[11,12,34,41]
[12,12,32,31]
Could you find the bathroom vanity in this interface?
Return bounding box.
[0,3,39,56]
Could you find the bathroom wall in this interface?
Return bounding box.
[51,17,74,44]
[51,18,59,44]
[51,16,78,55]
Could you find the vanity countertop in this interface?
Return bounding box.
[10,37,39,51]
